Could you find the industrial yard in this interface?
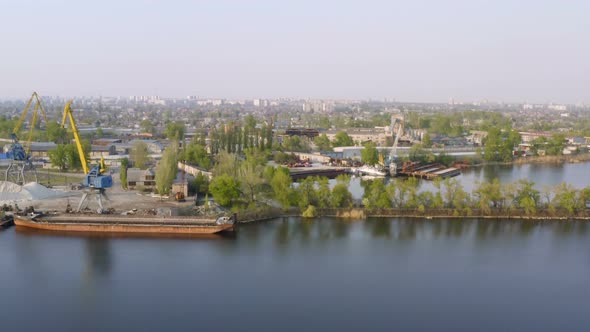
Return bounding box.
[0,173,194,216]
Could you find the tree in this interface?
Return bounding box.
[302,205,317,218]
[282,136,310,152]
[361,141,379,165]
[95,127,104,138]
[547,134,566,155]
[441,178,469,209]
[503,130,521,160]
[297,177,318,210]
[330,183,353,208]
[408,144,432,163]
[120,158,129,190]
[65,143,87,171]
[274,152,299,165]
[210,174,240,207]
[314,134,332,152]
[514,179,540,215]
[422,133,432,148]
[183,141,211,169]
[49,142,89,171]
[140,119,156,135]
[244,147,269,169]
[317,177,331,208]
[363,179,391,209]
[332,131,354,147]
[483,128,502,162]
[48,144,68,171]
[155,145,178,196]
[130,141,149,169]
[270,167,293,209]
[239,162,264,206]
[552,182,579,215]
[244,115,257,130]
[165,121,185,141]
[473,181,492,214]
[213,150,239,177]
[46,122,68,144]
[193,172,210,195]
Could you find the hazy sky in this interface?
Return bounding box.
[1,0,589,103]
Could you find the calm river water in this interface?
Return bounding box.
[346,162,590,199]
[1,217,590,332]
[1,163,590,331]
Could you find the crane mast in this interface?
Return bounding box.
[13,91,48,155]
[61,101,112,212]
[62,101,89,175]
[4,92,47,184]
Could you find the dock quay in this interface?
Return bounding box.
[289,167,348,180]
[398,162,461,180]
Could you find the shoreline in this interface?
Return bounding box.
[468,152,590,167]
[236,208,590,222]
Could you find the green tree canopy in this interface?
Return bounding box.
[182,141,211,169]
[155,145,178,196]
[332,131,354,147]
[165,121,185,141]
[361,141,379,165]
[130,141,150,169]
[140,119,156,135]
[314,134,332,151]
[209,174,240,207]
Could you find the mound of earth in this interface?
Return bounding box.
[0,181,72,202]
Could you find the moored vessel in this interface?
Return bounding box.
[14,213,234,235]
[353,165,387,177]
[1,215,14,229]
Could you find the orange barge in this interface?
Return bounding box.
[14,214,234,235]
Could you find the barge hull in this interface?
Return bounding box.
[14,217,233,235]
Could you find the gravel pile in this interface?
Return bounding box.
[0,181,73,203]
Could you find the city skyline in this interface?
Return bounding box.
[2,0,589,104]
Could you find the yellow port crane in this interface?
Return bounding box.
[61,101,89,175]
[12,91,48,156]
[61,101,112,212]
[4,92,47,184]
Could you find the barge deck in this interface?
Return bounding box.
[14,214,234,235]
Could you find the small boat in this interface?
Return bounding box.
[1,214,14,229]
[355,165,387,177]
[14,213,234,235]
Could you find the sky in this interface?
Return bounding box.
[1,0,589,103]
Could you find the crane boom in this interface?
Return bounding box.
[14,91,48,137]
[62,101,89,174]
[60,101,112,192]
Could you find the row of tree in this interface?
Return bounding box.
[361,177,590,216]
[205,148,590,217]
[206,150,354,210]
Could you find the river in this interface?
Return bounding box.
[2,162,590,331]
[345,162,590,199]
[1,217,590,331]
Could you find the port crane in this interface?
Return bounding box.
[61,101,113,213]
[387,112,405,175]
[4,92,48,184]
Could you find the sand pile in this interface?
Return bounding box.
[0,181,73,203]
[0,181,25,201]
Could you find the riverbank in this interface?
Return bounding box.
[468,152,590,167]
[512,153,590,165]
[236,207,590,222]
[324,208,590,220]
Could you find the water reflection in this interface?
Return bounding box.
[266,217,589,243]
[84,238,111,277]
[367,219,392,238]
